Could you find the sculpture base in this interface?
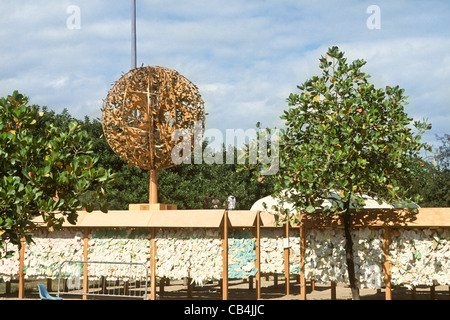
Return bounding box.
[128,203,178,211]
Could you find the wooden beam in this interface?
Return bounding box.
[187,278,193,298]
[149,169,158,204]
[331,281,337,300]
[18,236,26,299]
[5,282,11,294]
[284,223,290,295]
[255,211,261,300]
[221,211,229,300]
[430,284,436,300]
[150,228,157,300]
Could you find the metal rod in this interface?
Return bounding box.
[57,260,149,300]
[131,0,137,69]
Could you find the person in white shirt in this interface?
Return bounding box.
[227,193,236,210]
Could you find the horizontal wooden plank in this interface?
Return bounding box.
[147,210,225,228]
[32,208,450,229]
[293,208,450,228]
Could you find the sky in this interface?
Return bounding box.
[0,0,449,151]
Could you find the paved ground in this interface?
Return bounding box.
[1,276,449,300]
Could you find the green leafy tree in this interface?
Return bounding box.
[409,134,449,207]
[0,91,113,258]
[272,47,432,299]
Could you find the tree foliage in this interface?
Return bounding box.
[408,134,450,207]
[0,92,113,258]
[275,46,432,216]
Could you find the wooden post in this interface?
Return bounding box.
[331,281,337,300]
[284,223,290,295]
[411,286,416,300]
[18,236,26,299]
[255,211,261,300]
[101,276,106,293]
[430,284,436,300]
[150,228,157,300]
[221,211,229,300]
[47,278,52,292]
[83,228,89,300]
[383,227,392,300]
[299,225,307,300]
[187,278,194,298]
[159,277,165,294]
[5,282,11,294]
[149,169,158,204]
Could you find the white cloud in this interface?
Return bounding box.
[0,0,448,150]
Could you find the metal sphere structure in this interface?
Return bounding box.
[101,66,205,171]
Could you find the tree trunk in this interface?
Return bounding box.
[342,199,360,300]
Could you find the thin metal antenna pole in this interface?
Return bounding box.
[131,0,137,69]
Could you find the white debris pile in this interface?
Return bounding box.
[155,228,223,286]
[0,240,20,282]
[390,228,450,289]
[304,228,384,289]
[228,229,257,279]
[87,229,150,281]
[22,229,84,279]
[260,229,284,274]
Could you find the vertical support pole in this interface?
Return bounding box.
[187,278,194,298]
[5,282,11,294]
[18,236,26,299]
[47,278,52,292]
[255,211,261,300]
[83,228,90,300]
[131,0,137,69]
[221,210,229,300]
[411,286,416,300]
[430,284,436,300]
[331,281,337,300]
[159,277,165,294]
[149,169,158,204]
[383,227,392,300]
[284,223,290,295]
[150,228,157,300]
[299,225,307,300]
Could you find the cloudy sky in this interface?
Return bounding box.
[0,0,449,150]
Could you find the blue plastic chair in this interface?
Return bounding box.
[37,284,63,300]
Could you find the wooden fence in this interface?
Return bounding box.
[3,207,450,300]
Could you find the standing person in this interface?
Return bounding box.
[211,195,221,209]
[226,193,236,210]
[203,193,210,209]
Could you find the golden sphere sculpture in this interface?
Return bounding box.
[101,66,205,205]
[102,66,205,171]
